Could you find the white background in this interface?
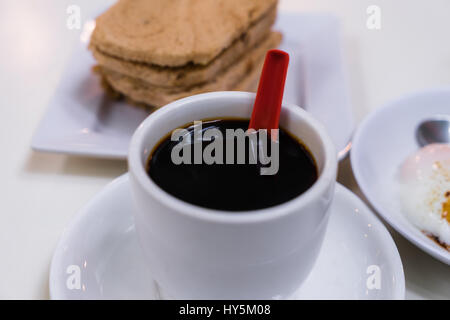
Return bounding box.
[0,0,449,299]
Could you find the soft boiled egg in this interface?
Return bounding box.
[398,143,450,249]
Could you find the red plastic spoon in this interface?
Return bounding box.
[248,49,290,132]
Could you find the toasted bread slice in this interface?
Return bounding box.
[90,0,278,67]
[99,32,281,107]
[90,8,276,87]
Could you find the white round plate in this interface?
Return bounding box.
[351,87,450,265]
[50,175,404,300]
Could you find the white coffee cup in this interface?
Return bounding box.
[128,91,337,299]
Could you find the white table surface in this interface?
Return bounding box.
[0,0,449,299]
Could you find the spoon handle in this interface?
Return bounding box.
[249,49,289,132]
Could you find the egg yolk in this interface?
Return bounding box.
[443,191,450,223]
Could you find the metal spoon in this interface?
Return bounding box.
[416,115,450,147]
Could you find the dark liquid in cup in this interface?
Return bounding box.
[147,119,318,211]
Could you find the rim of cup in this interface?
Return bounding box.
[128,91,337,224]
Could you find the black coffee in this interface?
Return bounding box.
[147,119,318,211]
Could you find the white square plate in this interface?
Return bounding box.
[32,12,354,160]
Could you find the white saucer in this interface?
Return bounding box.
[32,10,353,160]
[351,87,450,265]
[49,175,404,299]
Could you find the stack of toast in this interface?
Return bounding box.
[89,0,281,108]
